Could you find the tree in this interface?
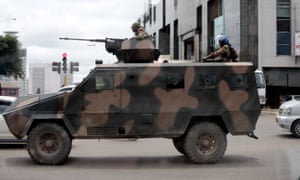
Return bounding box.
[0,35,24,79]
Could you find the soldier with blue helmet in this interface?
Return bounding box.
[202,34,238,62]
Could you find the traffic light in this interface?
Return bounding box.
[70,61,79,73]
[52,62,61,74]
[62,57,67,73]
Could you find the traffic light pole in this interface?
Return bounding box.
[63,74,67,86]
[52,52,79,87]
[62,53,68,86]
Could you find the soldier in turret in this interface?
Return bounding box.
[131,22,140,36]
[131,22,149,40]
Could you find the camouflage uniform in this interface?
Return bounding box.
[214,45,231,62]
[131,22,140,36]
[203,34,238,62]
[131,22,149,40]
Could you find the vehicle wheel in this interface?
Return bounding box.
[172,136,186,155]
[184,122,227,164]
[291,120,300,138]
[27,123,72,165]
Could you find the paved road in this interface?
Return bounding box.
[0,111,299,180]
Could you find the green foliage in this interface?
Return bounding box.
[0,35,24,79]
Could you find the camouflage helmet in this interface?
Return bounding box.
[131,22,141,32]
[131,22,141,28]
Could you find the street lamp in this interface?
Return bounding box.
[0,18,16,23]
[1,18,16,35]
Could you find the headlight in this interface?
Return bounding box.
[279,107,292,116]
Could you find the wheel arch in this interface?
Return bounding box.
[290,119,300,135]
[26,118,73,138]
[187,116,229,134]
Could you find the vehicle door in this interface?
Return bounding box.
[81,70,122,136]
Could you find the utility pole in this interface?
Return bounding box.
[62,53,67,86]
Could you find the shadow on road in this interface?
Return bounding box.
[5,155,262,169]
[276,134,299,139]
[0,144,26,149]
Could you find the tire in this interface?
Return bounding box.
[172,136,185,155]
[184,122,227,164]
[27,123,72,165]
[291,120,300,138]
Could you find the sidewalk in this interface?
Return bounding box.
[261,107,278,115]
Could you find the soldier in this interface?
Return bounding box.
[131,22,140,36]
[202,34,238,62]
[131,22,149,40]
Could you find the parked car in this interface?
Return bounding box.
[58,84,76,92]
[0,96,26,144]
[276,95,300,137]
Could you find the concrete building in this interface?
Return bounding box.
[0,81,19,97]
[141,0,300,107]
[259,0,300,106]
[29,63,74,94]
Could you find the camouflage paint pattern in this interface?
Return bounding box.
[3,62,261,139]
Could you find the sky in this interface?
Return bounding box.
[0,0,159,82]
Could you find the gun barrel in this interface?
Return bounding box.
[59,37,106,43]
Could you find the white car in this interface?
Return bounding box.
[276,95,300,137]
[58,84,76,92]
[0,96,26,144]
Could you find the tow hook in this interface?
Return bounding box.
[248,132,259,139]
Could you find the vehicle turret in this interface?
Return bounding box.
[59,37,160,63]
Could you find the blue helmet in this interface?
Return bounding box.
[215,34,229,46]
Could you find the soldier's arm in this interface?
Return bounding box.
[202,48,224,61]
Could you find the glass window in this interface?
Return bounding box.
[255,73,266,88]
[4,89,17,96]
[277,32,291,55]
[277,19,290,31]
[95,76,114,91]
[277,0,291,55]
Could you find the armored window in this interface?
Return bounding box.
[95,76,114,91]
[229,74,248,89]
[165,74,184,90]
[199,73,217,89]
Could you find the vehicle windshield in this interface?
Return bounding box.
[286,95,300,101]
[255,72,265,88]
[0,105,8,114]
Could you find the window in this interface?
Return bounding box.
[153,6,156,23]
[95,76,113,91]
[4,89,17,96]
[277,0,291,55]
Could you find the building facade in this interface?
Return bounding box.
[29,63,74,95]
[0,81,19,97]
[141,0,300,107]
[259,0,300,106]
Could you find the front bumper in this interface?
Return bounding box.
[276,115,298,130]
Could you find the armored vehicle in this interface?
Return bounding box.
[3,37,261,165]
